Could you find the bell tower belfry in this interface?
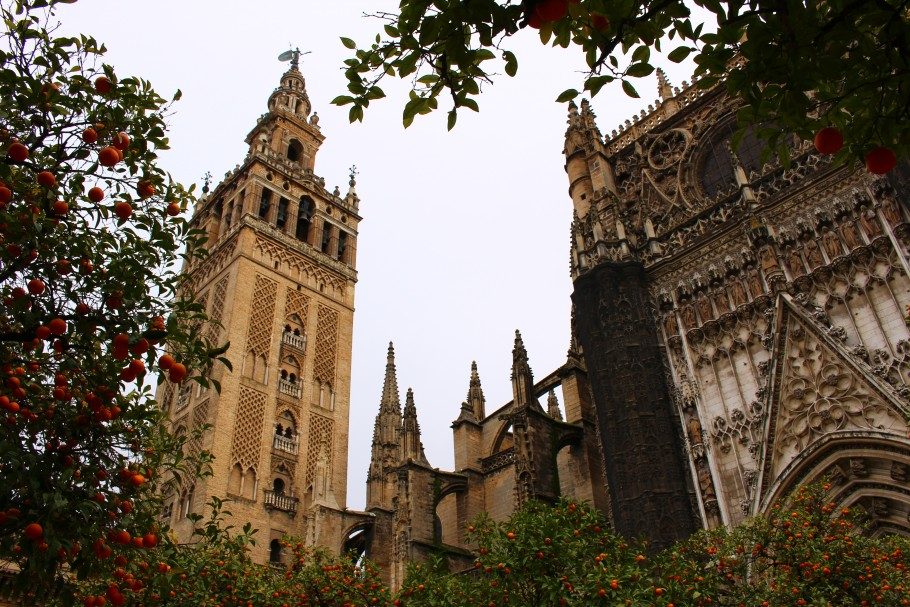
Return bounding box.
[158,54,363,565]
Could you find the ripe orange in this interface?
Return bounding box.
[27,278,45,295]
[53,200,69,215]
[112,132,130,151]
[166,202,180,216]
[94,76,113,94]
[130,473,146,487]
[865,146,897,175]
[535,0,568,22]
[82,127,98,144]
[0,186,11,204]
[113,333,130,348]
[7,142,28,163]
[48,318,67,335]
[591,13,610,31]
[88,187,105,203]
[143,532,158,548]
[158,354,175,370]
[113,201,132,220]
[24,522,43,540]
[128,359,145,374]
[813,127,843,155]
[168,362,187,383]
[98,147,120,167]
[137,180,154,199]
[37,171,56,188]
[35,325,51,340]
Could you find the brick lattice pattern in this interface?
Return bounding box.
[305,413,334,484]
[246,274,278,356]
[230,386,267,472]
[313,304,338,385]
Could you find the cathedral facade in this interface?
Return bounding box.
[159,56,371,565]
[166,59,910,585]
[362,69,910,583]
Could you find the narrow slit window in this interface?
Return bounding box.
[296,197,313,241]
[277,198,289,229]
[321,222,333,254]
[259,189,272,219]
[337,231,348,262]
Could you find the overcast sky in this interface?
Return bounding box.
[58,0,697,510]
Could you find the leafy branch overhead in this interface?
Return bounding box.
[336,0,909,166]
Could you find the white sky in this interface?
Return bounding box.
[58,0,697,510]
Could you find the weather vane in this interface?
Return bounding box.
[278,46,311,68]
[349,165,359,186]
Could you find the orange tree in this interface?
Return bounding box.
[398,489,910,607]
[336,0,909,170]
[0,0,224,586]
[67,499,393,607]
[398,498,654,607]
[657,483,910,607]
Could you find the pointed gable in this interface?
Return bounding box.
[756,295,910,503]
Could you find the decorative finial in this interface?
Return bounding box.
[201,171,212,194]
[656,68,674,101]
[349,165,359,187]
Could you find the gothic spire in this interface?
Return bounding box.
[367,342,405,509]
[380,342,401,414]
[511,330,537,409]
[401,388,429,465]
[457,360,486,422]
[547,390,563,421]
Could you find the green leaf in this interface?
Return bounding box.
[622,80,640,98]
[555,88,579,103]
[331,95,355,106]
[503,50,517,77]
[340,37,357,50]
[447,109,457,131]
[667,46,692,63]
[626,63,655,78]
[631,45,650,63]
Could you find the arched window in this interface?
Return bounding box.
[269,539,283,564]
[287,139,303,162]
[272,478,285,495]
[699,122,788,199]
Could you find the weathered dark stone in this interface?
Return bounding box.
[572,260,697,551]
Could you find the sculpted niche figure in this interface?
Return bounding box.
[805,239,824,269]
[687,414,704,446]
[860,208,883,238]
[822,227,843,259]
[840,220,862,250]
[730,279,748,307]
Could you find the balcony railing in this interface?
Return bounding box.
[273,434,299,454]
[281,331,306,351]
[264,490,298,513]
[278,379,301,398]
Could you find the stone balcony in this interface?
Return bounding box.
[278,378,301,399]
[264,490,298,514]
[273,434,299,455]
